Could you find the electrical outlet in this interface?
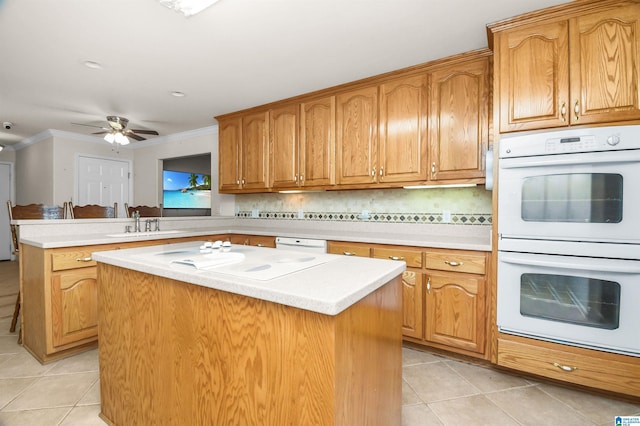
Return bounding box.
[442,210,451,223]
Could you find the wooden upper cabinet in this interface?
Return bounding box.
[300,96,336,188]
[379,74,428,183]
[270,104,299,189]
[242,110,270,190]
[570,5,640,125]
[494,1,640,132]
[218,117,242,192]
[336,86,379,185]
[429,57,489,181]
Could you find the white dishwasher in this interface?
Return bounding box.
[275,237,327,253]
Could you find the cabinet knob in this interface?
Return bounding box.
[431,162,436,178]
[444,260,463,267]
[293,175,297,182]
[560,101,567,122]
[379,166,384,177]
[371,167,376,179]
[300,174,304,182]
[574,100,580,120]
[426,277,431,294]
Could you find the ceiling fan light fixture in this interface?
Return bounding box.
[158,0,221,17]
[104,133,116,144]
[114,132,130,145]
[0,144,4,152]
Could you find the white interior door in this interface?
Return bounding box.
[0,163,13,260]
[76,155,130,218]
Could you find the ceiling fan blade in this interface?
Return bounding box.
[126,132,146,141]
[92,131,109,135]
[72,122,110,130]
[129,129,159,135]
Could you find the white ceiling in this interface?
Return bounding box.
[0,0,568,147]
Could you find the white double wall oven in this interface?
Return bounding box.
[497,125,640,357]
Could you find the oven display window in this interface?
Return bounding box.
[521,173,622,223]
[520,273,620,330]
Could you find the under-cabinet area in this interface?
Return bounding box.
[328,241,490,360]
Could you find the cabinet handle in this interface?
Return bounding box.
[76,257,93,262]
[343,251,356,256]
[574,100,580,120]
[256,244,264,247]
[560,101,567,122]
[427,277,431,294]
[444,260,463,267]
[236,179,240,185]
[300,174,304,182]
[431,162,436,178]
[241,178,246,185]
[293,175,297,182]
[553,362,578,373]
[371,167,376,179]
[389,256,405,261]
[379,166,384,177]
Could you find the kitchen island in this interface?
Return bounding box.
[93,242,405,426]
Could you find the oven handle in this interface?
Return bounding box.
[500,150,640,169]
[500,253,640,274]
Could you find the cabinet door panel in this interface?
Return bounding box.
[425,274,485,353]
[270,105,299,189]
[430,58,489,180]
[571,5,640,124]
[300,96,335,187]
[242,111,269,190]
[379,74,428,183]
[336,87,378,185]
[218,118,242,192]
[401,271,424,339]
[51,268,98,347]
[498,21,570,132]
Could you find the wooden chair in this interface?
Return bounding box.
[69,202,117,219]
[125,203,162,218]
[7,201,67,342]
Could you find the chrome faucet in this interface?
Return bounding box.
[133,211,141,232]
[145,218,160,232]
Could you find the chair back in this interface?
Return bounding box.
[7,201,67,254]
[70,203,117,219]
[125,203,162,218]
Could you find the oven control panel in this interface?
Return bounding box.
[499,125,640,158]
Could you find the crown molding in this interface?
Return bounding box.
[12,125,219,151]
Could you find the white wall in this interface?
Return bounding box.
[15,135,54,204]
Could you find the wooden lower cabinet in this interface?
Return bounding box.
[227,234,276,248]
[331,240,490,359]
[497,336,640,397]
[424,273,485,354]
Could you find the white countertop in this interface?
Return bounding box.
[92,241,406,316]
[17,217,491,251]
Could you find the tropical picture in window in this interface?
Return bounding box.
[163,170,211,208]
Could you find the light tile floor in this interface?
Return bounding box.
[1,260,639,425]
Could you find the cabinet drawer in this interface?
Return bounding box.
[425,252,485,274]
[327,241,371,257]
[372,248,422,268]
[497,338,640,397]
[51,250,97,271]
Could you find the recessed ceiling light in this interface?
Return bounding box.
[158,0,221,17]
[170,91,186,97]
[83,60,103,70]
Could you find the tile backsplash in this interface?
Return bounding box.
[235,187,492,225]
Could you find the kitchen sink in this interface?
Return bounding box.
[106,230,183,237]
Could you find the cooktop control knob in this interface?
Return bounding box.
[606,134,621,146]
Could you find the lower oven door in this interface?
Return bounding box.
[497,250,640,357]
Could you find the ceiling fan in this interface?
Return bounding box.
[73,116,159,144]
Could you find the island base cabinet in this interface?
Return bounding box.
[97,264,402,426]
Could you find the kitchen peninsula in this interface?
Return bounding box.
[92,242,404,425]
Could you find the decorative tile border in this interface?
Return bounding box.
[236,211,492,225]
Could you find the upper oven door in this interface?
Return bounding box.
[498,149,640,243]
